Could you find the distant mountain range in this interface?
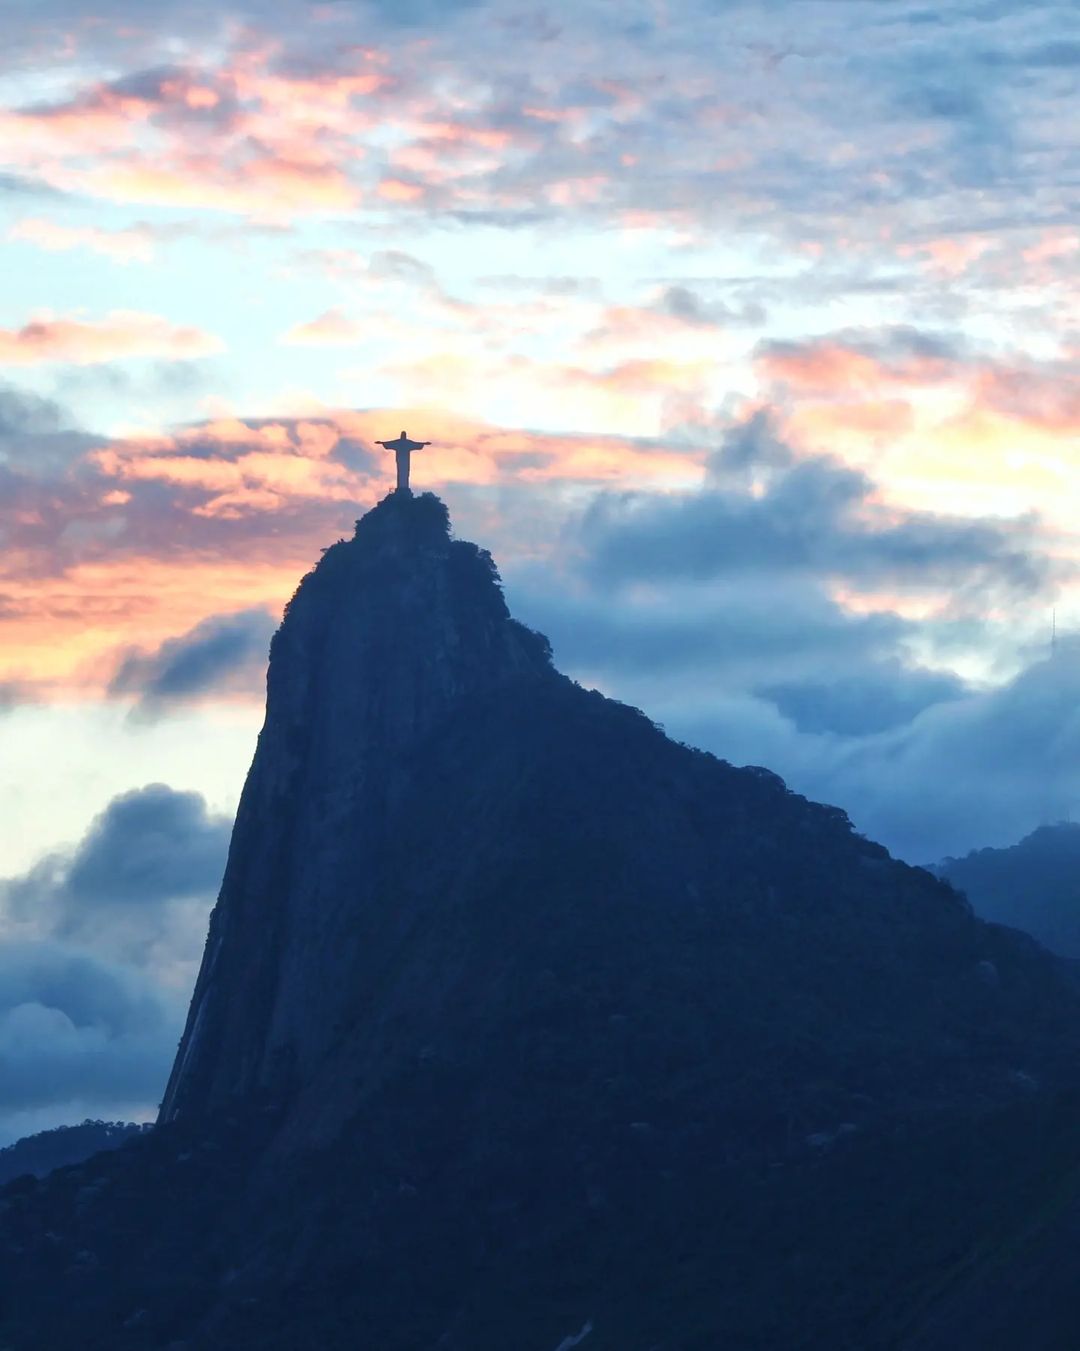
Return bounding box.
[931,822,1080,958]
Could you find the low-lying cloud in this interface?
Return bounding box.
[0,941,177,1129]
[0,785,229,1138]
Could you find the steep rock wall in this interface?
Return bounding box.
[161,491,555,1121]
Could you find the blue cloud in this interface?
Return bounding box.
[109,608,276,714]
[63,784,230,909]
[2,784,229,931]
[759,666,966,737]
[0,785,229,1133]
[580,412,1049,596]
[0,940,179,1124]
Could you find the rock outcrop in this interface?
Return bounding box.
[5,491,1080,1351]
[162,491,555,1126]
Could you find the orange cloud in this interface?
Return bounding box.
[72,152,362,219]
[0,555,304,692]
[790,399,916,447]
[89,419,363,515]
[0,311,224,365]
[563,357,716,394]
[377,177,425,203]
[0,407,714,700]
[281,309,365,346]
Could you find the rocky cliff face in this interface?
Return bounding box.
[161,491,555,1125]
[6,492,1080,1351]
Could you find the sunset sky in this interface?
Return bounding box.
[1,0,1077,1139]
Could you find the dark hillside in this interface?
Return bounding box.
[4,491,1080,1350]
[0,1121,148,1185]
[932,823,1080,958]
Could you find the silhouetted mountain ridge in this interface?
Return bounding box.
[0,1121,149,1186]
[4,490,1080,1350]
[931,822,1080,958]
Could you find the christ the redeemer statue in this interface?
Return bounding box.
[376,430,430,493]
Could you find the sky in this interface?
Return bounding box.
[0,0,1077,1142]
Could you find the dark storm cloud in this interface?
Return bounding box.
[581,413,1048,597]
[109,609,276,715]
[4,785,230,922]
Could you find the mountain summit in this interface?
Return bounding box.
[5,492,1080,1351]
[162,491,555,1125]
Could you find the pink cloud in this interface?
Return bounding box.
[0,53,378,219]
[972,363,1080,435]
[0,403,713,698]
[377,177,426,203]
[0,312,224,365]
[546,176,609,207]
[89,417,363,514]
[757,340,955,393]
[902,236,993,277]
